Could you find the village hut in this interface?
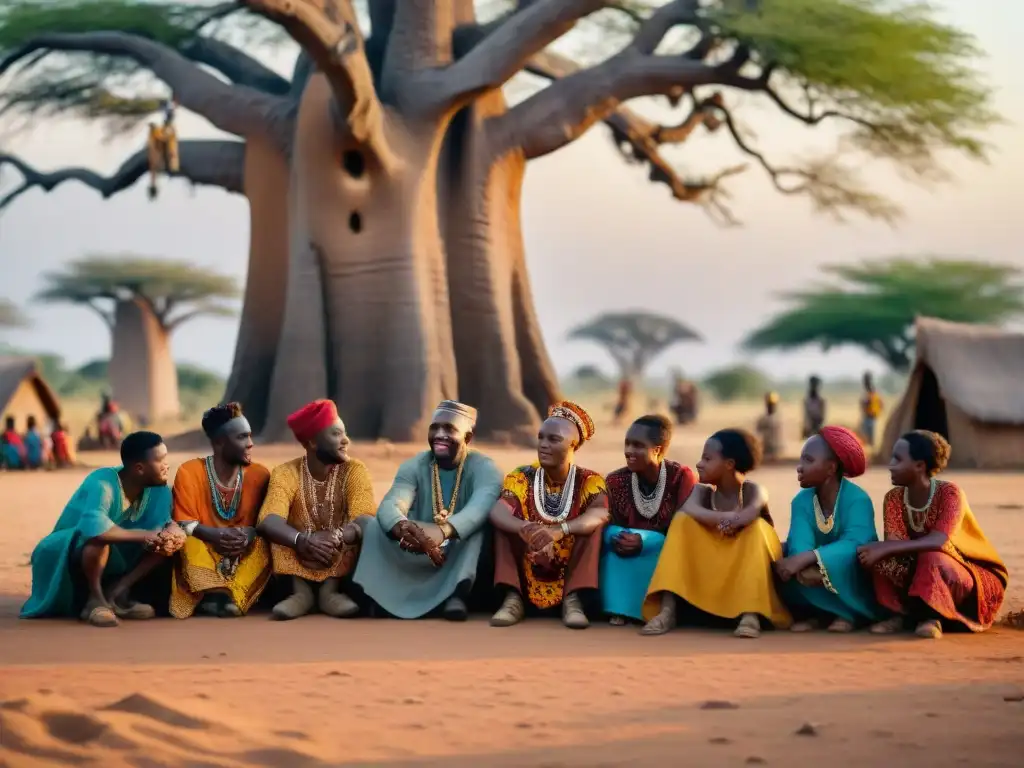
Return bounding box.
[880,317,1024,469]
[0,356,62,430]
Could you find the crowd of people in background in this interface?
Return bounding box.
[1,414,73,470]
[19,394,1007,642]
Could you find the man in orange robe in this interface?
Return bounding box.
[170,402,271,618]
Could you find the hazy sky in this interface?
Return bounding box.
[0,1,1019,382]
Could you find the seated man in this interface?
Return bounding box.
[21,431,185,627]
[170,402,271,619]
[490,401,610,629]
[353,400,502,620]
[1,415,26,469]
[257,400,375,620]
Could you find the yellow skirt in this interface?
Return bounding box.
[642,514,792,629]
[170,536,271,619]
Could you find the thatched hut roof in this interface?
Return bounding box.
[0,356,62,420]
[914,317,1024,424]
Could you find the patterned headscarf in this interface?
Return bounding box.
[548,400,596,444]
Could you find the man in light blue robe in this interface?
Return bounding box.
[354,401,502,620]
[21,431,182,627]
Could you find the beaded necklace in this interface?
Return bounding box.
[813,480,842,535]
[204,455,243,521]
[533,465,576,523]
[298,456,340,533]
[431,457,466,525]
[631,461,667,520]
[903,477,938,534]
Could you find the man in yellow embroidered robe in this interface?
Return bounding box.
[170,403,270,618]
[257,399,376,620]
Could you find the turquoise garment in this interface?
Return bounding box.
[1,442,22,468]
[600,525,665,621]
[780,479,882,623]
[20,467,172,618]
[24,430,44,468]
[353,451,502,619]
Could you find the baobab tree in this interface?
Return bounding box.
[0,0,996,441]
[36,256,238,421]
[569,311,701,382]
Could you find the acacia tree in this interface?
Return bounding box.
[36,256,238,421]
[0,0,995,441]
[569,311,700,381]
[743,258,1024,371]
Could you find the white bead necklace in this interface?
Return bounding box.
[533,464,576,523]
[631,461,667,520]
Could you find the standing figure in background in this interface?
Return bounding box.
[1,415,26,469]
[802,376,826,439]
[670,374,698,425]
[97,395,124,450]
[756,392,783,463]
[859,372,883,447]
[613,378,633,425]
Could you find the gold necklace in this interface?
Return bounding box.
[903,477,937,534]
[710,485,744,512]
[432,456,466,524]
[299,456,340,532]
[813,482,841,535]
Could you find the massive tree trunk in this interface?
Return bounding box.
[109,298,179,424]
[444,90,560,441]
[262,74,458,442]
[221,136,290,431]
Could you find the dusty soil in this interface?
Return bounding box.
[2,424,1022,766]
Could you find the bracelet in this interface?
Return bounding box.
[560,522,570,537]
[180,521,199,536]
[293,531,302,547]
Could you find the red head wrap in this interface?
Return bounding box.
[286,399,340,444]
[819,425,866,478]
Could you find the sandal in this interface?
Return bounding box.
[790,619,821,633]
[609,615,627,626]
[80,602,119,628]
[870,616,904,635]
[914,619,942,639]
[734,613,761,639]
[827,618,855,633]
[112,600,156,620]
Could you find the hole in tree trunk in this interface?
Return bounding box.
[349,211,362,233]
[342,150,365,179]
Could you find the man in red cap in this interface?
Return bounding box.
[353,400,502,620]
[256,399,376,620]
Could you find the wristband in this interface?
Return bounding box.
[180,521,199,536]
[293,531,302,547]
[560,522,570,537]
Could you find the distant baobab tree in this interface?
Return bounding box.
[0,298,28,330]
[36,256,238,421]
[569,311,701,381]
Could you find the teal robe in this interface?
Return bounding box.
[21,467,172,618]
[353,451,502,619]
[780,479,882,623]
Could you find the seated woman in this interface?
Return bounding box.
[642,428,791,638]
[857,430,1008,639]
[490,401,609,629]
[601,415,695,624]
[775,426,881,632]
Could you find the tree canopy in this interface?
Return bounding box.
[0,298,28,328]
[569,310,701,379]
[0,0,998,223]
[36,255,239,331]
[701,363,772,401]
[743,257,1024,371]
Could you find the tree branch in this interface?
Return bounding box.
[437,0,611,108]
[0,32,293,152]
[237,1,389,157]
[0,140,246,211]
[84,299,115,330]
[179,36,292,95]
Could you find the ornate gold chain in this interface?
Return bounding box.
[431,457,465,525]
[299,456,340,533]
